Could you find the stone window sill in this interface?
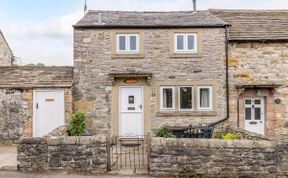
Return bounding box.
[156,111,217,117]
[170,53,202,58]
[111,54,145,59]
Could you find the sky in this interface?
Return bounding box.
[0,0,288,66]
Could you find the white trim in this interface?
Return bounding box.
[119,86,144,138]
[178,86,194,112]
[160,86,176,111]
[116,33,140,54]
[174,33,197,53]
[197,86,213,111]
[32,89,65,137]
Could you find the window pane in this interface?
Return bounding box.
[245,108,252,120]
[255,100,261,105]
[129,36,137,50]
[119,36,126,50]
[200,88,210,108]
[177,35,184,50]
[180,87,192,110]
[245,100,251,105]
[163,88,173,108]
[255,108,261,120]
[187,35,195,50]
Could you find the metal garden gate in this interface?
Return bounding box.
[107,135,150,174]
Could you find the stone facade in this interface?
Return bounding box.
[150,137,288,177]
[74,28,227,136]
[0,67,73,143]
[17,135,107,173]
[0,31,12,66]
[228,42,288,137]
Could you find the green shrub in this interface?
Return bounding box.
[285,121,288,128]
[154,125,176,138]
[67,111,86,136]
[221,133,239,140]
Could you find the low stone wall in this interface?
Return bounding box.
[18,135,107,173]
[222,125,269,141]
[150,137,288,177]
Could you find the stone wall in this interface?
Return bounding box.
[150,137,288,177]
[218,125,270,141]
[0,31,12,66]
[18,135,107,173]
[74,28,227,135]
[228,42,288,137]
[0,67,73,143]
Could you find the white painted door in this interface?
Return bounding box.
[244,98,265,135]
[33,90,65,137]
[120,87,143,138]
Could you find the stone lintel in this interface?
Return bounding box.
[109,73,153,86]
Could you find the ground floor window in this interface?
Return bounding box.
[160,85,213,112]
[179,86,193,111]
[160,86,175,111]
[198,86,213,111]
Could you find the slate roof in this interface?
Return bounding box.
[74,10,228,28]
[0,67,74,88]
[210,9,288,41]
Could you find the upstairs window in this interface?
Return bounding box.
[116,34,139,54]
[174,33,197,53]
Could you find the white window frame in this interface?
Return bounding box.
[116,33,140,54]
[160,86,176,111]
[178,86,194,111]
[197,86,213,111]
[174,33,197,53]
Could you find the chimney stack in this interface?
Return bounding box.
[192,0,197,11]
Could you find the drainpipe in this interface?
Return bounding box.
[225,25,230,120]
[209,25,230,127]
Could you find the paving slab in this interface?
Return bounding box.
[0,145,18,171]
[0,171,153,178]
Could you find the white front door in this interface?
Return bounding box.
[120,87,143,138]
[33,90,65,137]
[244,98,265,135]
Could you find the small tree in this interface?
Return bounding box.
[67,111,86,136]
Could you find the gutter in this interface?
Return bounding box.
[73,24,230,29]
[209,25,230,127]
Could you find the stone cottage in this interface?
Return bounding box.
[0,30,13,66]
[73,10,230,137]
[210,9,288,137]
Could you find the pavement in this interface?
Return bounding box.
[0,145,18,171]
[0,172,153,178]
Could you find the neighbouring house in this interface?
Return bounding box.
[0,67,73,143]
[0,30,13,66]
[210,9,288,137]
[73,10,230,137]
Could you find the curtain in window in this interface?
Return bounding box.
[163,88,173,108]
[200,88,210,108]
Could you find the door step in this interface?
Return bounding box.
[110,168,148,176]
[119,138,144,146]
